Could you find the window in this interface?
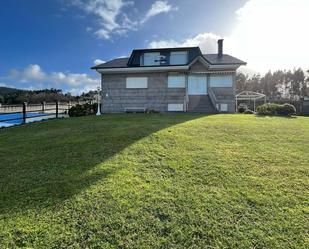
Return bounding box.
[126,77,148,88]
[170,51,188,65]
[168,104,184,112]
[209,75,233,87]
[168,74,185,88]
[220,103,228,112]
[142,52,160,66]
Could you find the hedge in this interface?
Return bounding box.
[68,103,98,117]
[256,103,296,116]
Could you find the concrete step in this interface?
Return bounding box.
[188,95,217,113]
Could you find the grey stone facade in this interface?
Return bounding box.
[101,72,186,113]
[100,60,236,113]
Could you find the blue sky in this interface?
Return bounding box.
[0,0,308,94]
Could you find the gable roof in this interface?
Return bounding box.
[92,58,129,69]
[202,54,246,65]
[91,47,246,70]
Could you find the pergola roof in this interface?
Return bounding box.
[236,91,266,101]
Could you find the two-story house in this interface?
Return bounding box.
[91,39,246,113]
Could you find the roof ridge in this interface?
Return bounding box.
[132,46,200,51]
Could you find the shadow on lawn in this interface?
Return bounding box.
[254,114,297,119]
[0,113,205,215]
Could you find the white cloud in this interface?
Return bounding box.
[148,32,221,53]
[116,55,128,58]
[148,39,180,49]
[7,64,100,94]
[148,0,309,73]
[141,1,178,24]
[93,59,106,65]
[22,64,46,82]
[227,0,309,72]
[69,0,177,40]
[70,0,136,40]
[86,26,93,32]
[6,65,46,83]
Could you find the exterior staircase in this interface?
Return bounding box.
[187,95,217,113]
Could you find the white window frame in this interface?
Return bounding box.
[209,75,233,87]
[126,77,148,89]
[170,51,188,65]
[142,52,160,66]
[168,104,184,112]
[168,74,186,88]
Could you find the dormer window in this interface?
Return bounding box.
[139,50,188,66]
[170,51,188,65]
[141,52,160,66]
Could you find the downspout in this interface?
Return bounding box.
[233,72,237,113]
[99,71,104,113]
[185,72,189,112]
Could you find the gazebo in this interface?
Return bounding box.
[236,91,266,112]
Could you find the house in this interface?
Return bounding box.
[91,39,246,113]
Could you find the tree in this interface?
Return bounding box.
[236,68,308,101]
[236,73,248,92]
[286,68,305,100]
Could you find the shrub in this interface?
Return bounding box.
[256,103,296,116]
[238,105,246,113]
[68,103,97,117]
[277,103,296,116]
[256,103,279,115]
[244,109,254,114]
[147,109,159,113]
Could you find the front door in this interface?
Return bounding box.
[188,75,207,95]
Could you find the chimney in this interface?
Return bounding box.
[217,39,223,57]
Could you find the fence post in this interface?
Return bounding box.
[56,101,59,118]
[42,101,46,113]
[22,102,27,124]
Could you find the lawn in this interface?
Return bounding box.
[0,114,308,248]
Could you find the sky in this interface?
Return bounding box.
[0,0,308,95]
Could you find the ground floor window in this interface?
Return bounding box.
[220,103,228,112]
[168,104,184,112]
[168,74,185,88]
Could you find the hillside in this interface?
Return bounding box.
[0,114,308,248]
[0,86,23,95]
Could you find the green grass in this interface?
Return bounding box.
[0,114,308,248]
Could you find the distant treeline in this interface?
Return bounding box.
[0,88,98,104]
[236,68,309,101]
[2,68,309,105]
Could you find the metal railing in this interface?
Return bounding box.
[208,88,219,112]
[0,101,76,126]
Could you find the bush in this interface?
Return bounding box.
[256,103,296,116]
[244,109,254,114]
[238,105,246,113]
[68,103,97,117]
[147,109,159,113]
[277,103,296,116]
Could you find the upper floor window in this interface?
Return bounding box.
[209,75,233,87]
[170,51,188,65]
[141,52,160,66]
